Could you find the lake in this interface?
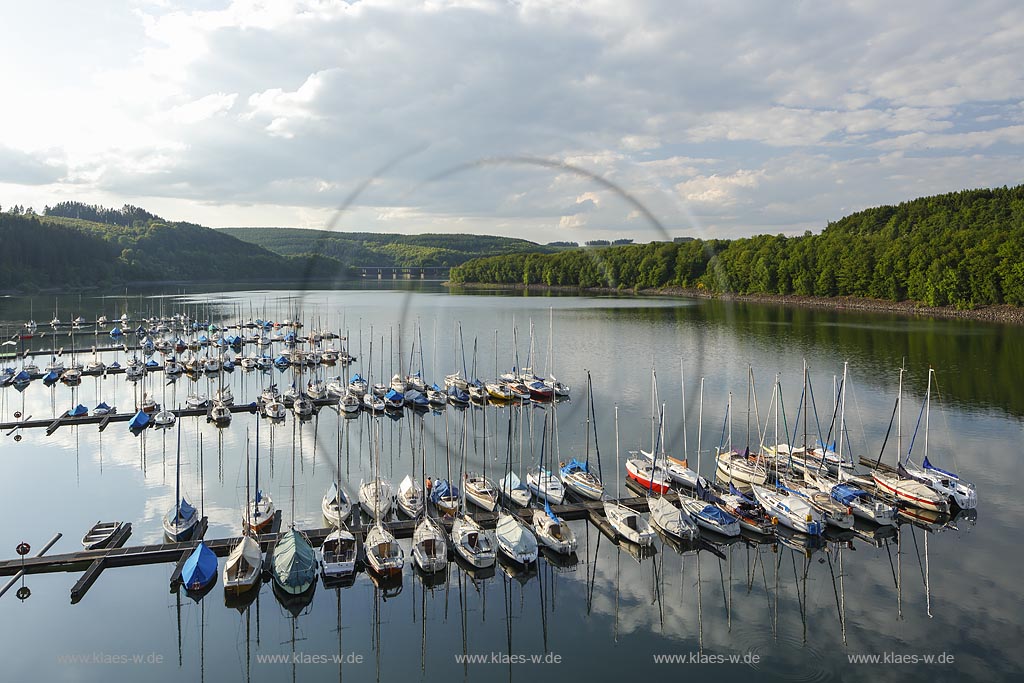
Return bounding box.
[0,283,1020,682]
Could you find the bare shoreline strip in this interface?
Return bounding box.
[444,282,1024,325]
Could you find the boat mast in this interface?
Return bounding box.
[697,378,704,476]
[924,367,932,462]
[175,414,182,523]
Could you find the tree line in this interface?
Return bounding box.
[449,186,1024,309]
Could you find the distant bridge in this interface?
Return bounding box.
[360,266,451,280]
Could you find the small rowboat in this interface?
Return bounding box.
[82,520,124,550]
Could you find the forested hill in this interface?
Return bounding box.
[220,227,558,269]
[449,186,1024,309]
[0,204,338,291]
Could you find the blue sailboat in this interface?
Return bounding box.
[128,409,150,431]
[181,542,217,593]
[163,419,200,541]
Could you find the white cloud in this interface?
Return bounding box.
[0,0,1021,241]
[675,169,765,207]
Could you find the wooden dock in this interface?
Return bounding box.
[0,399,337,435]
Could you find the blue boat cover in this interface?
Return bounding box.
[831,484,866,506]
[95,401,111,411]
[699,505,736,526]
[351,374,365,383]
[70,404,88,417]
[384,388,404,402]
[430,383,444,392]
[128,410,150,430]
[544,499,560,524]
[405,389,427,405]
[145,359,159,368]
[560,458,589,476]
[177,497,196,521]
[447,385,469,401]
[922,456,958,479]
[430,479,459,504]
[14,370,31,382]
[109,327,123,337]
[43,370,59,385]
[181,542,217,590]
[729,482,757,506]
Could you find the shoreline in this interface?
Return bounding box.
[444,282,1024,325]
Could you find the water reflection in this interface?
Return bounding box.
[0,288,1019,682]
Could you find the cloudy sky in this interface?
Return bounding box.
[1,0,1022,243]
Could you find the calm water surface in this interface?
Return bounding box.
[0,284,1020,682]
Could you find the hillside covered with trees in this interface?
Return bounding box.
[449,186,1024,309]
[220,227,558,270]
[0,203,339,291]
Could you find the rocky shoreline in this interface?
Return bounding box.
[444,282,1024,325]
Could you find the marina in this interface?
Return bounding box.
[0,286,1012,682]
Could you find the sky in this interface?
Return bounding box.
[1,0,1022,243]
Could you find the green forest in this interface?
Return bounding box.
[220,227,557,269]
[449,186,1024,309]
[0,206,339,291]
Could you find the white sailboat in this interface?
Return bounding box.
[559,371,605,500]
[901,368,977,509]
[224,432,262,595]
[248,419,276,533]
[525,410,565,504]
[363,421,404,578]
[532,503,578,555]
[494,510,538,566]
[604,406,655,546]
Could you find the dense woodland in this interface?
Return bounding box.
[220,227,558,269]
[449,186,1024,309]
[0,206,338,290]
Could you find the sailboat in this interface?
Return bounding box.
[715,386,771,485]
[181,542,218,594]
[430,409,461,516]
[321,421,356,579]
[870,367,950,514]
[358,473,394,518]
[450,406,497,568]
[532,500,577,555]
[163,418,199,541]
[751,483,824,536]
[410,411,448,574]
[451,508,496,569]
[224,432,262,595]
[604,406,655,546]
[464,404,499,511]
[271,421,318,597]
[900,368,978,509]
[559,371,605,500]
[248,419,276,534]
[680,478,741,537]
[494,510,538,566]
[525,410,565,504]
[363,421,404,578]
[321,481,353,526]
